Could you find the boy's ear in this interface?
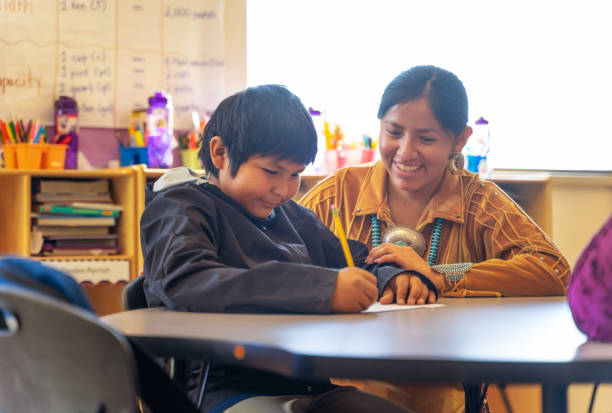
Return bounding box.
[209,136,227,171]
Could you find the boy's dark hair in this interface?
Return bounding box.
[199,84,318,177]
[377,65,469,137]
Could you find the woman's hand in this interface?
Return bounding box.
[366,243,445,292]
[380,272,437,304]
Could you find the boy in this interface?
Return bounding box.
[141,85,427,412]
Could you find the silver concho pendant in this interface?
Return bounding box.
[381,225,427,257]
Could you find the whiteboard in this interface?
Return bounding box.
[0,0,225,129]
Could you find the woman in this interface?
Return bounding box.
[300,65,569,413]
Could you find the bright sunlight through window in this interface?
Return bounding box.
[247,0,612,171]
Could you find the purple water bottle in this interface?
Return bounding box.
[55,96,79,169]
[146,92,173,168]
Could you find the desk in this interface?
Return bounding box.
[102,297,612,413]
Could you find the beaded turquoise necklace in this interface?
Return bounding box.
[370,215,444,266]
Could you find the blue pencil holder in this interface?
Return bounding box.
[119,146,149,167]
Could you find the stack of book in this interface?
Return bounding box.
[30,179,122,256]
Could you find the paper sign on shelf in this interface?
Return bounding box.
[41,259,130,283]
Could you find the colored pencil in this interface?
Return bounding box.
[331,204,354,267]
[0,120,8,144]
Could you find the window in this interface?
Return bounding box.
[247,0,612,171]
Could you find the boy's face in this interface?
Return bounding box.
[217,155,305,218]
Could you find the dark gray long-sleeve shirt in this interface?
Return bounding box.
[141,172,405,314]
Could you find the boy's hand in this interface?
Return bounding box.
[380,273,437,305]
[331,268,378,313]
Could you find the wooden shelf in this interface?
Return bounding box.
[0,167,139,316]
[33,254,133,261]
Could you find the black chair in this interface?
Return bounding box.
[122,273,147,311]
[0,285,139,412]
[0,284,200,413]
[122,273,211,410]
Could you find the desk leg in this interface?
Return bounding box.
[542,384,567,413]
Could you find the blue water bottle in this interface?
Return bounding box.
[465,117,490,175]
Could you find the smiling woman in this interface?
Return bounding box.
[379,98,470,219]
[248,0,612,171]
[300,65,570,413]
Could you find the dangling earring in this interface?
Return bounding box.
[449,151,464,175]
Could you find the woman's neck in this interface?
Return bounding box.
[386,178,441,227]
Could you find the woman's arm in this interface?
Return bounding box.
[365,181,569,297]
[451,181,569,297]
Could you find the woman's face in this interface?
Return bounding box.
[379,97,469,199]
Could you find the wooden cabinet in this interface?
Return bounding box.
[0,167,138,315]
[492,172,612,266]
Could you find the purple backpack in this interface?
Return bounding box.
[568,215,612,341]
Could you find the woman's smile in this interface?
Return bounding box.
[393,161,423,174]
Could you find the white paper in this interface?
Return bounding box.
[362,302,445,313]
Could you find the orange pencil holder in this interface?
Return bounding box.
[2,143,18,169]
[1,143,67,170]
[15,143,44,169]
[41,144,68,169]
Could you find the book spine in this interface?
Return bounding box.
[40,205,119,217]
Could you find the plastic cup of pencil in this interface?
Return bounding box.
[361,148,375,163]
[180,149,200,169]
[14,143,45,169]
[41,144,68,169]
[2,143,18,169]
[119,146,149,166]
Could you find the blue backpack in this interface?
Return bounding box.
[0,256,93,312]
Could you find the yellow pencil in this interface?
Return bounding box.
[331,204,354,267]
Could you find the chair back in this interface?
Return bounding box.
[0,285,139,413]
[122,274,147,310]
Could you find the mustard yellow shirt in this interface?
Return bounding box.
[300,161,569,297]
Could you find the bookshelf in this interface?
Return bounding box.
[0,167,138,315]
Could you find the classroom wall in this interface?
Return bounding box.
[224,0,247,97]
[71,0,247,169]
